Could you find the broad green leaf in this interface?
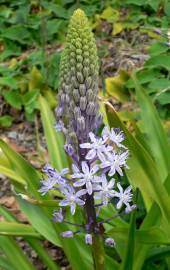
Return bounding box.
[132,173,170,270]
[0,165,25,185]
[0,256,14,270]
[0,206,60,270]
[164,2,170,17]
[149,42,169,57]
[0,139,40,197]
[3,90,22,109]
[108,226,170,245]
[0,237,36,270]
[0,77,18,88]
[154,91,170,105]
[100,6,119,22]
[145,55,170,70]
[105,70,129,102]
[133,74,170,180]
[2,25,31,44]
[0,222,41,238]
[0,115,13,128]
[17,197,61,247]
[0,140,62,248]
[38,95,68,170]
[27,239,60,270]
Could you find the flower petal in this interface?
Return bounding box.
[86,181,93,195]
[80,143,91,149]
[73,179,85,187]
[86,149,96,160]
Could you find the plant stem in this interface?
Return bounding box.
[92,234,105,270]
[85,193,105,270]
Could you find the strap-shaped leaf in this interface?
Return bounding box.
[38,95,68,170]
[132,73,170,180]
[0,236,36,270]
[0,222,41,238]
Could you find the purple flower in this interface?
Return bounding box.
[72,162,99,195]
[54,120,66,133]
[100,150,129,176]
[59,185,86,215]
[94,174,115,205]
[38,178,58,195]
[80,132,112,160]
[53,208,64,223]
[42,164,69,185]
[102,126,126,149]
[85,234,92,245]
[105,237,115,247]
[61,231,73,238]
[114,183,133,212]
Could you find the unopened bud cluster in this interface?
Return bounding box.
[56,9,102,151]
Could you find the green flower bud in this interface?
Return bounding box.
[77,116,85,130]
[79,84,86,96]
[80,96,87,111]
[77,72,84,83]
[57,8,100,145]
[74,107,81,119]
[86,102,95,115]
[73,89,80,103]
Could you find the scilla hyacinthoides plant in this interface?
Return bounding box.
[39,9,135,269]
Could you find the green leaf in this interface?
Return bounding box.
[100,6,119,22]
[2,25,31,44]
[132,74,170,180]
[0,237,36,270]
[3,90,22,109]
[164,2,170,17]
[0,77,18,89]
[38,95,68,170]
[0,165,25,185]
[120,191,137,270]
[132,174,170,270]
[0,115,13,127]
[0,206,60,270]
[145,55,170,70]
[17,197,61,247]
[149,42,169,57]
[22,89,39,106]
[108,226,170,245]
[0,139,40,197]
[155,91,170,105]
[148,78,170,91]
[0,256,14,270]
[0,222,41,238]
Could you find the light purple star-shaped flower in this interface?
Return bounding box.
[53,208,64,223]
[42,164,69,185]
[54,120,66,134]
[100,150,129,176]
[80,132,112,160]
[102,126,127,149]
[38,177,58,195]
[72,162,99,195]
[59,185,86,215]
[114,183,134,212]
[94,174,115,205]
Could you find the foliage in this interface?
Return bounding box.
[0,1,170,270]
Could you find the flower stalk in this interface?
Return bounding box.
[38,8,135,270]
